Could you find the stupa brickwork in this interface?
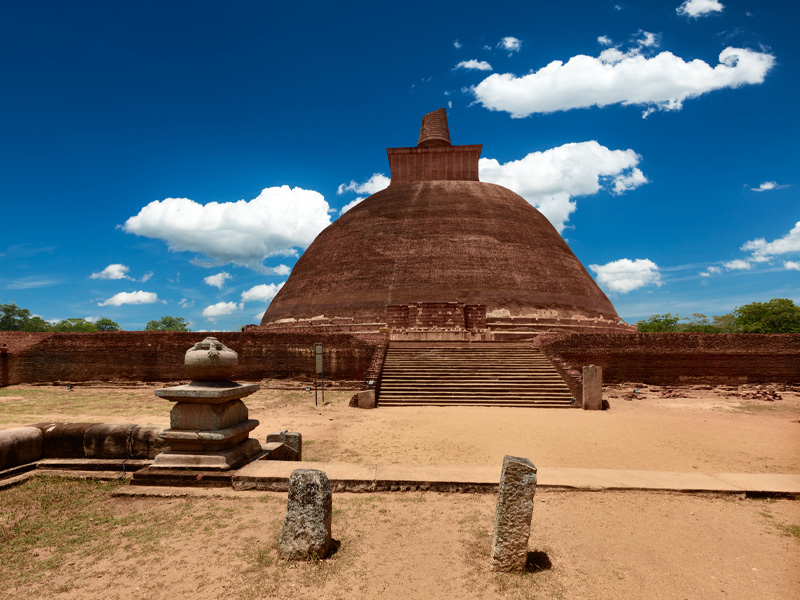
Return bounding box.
[261,109,634,338]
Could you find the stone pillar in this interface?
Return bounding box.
[582,365,603,410]
[491,455,537,572]
[267,431,303,461]
[279,469,333,560]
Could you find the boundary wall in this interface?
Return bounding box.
[535,332,800,386]
[0,331,384,385]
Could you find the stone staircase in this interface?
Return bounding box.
[378,342,577,408]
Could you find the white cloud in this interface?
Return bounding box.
[453,40,462,49]
[784,261,800,271]
[751,181,788,192]
[204,272,233,289]
[478,141,647,232]
[741,222,800,260]
[90,264,131,280]
[700,266,722,276]
[588,259,662,293]
[84,316,99,323]
[178,298,194,308]
[340,197,365,215]
[141,271,153,283]
[723,259,751,270]
[241,282,285,304]
[598,36,613,46]
[500,36,521,54]
[253,310,266,321]
[635,31,660,48]
[123,186,332,272]
[202,301,240,319]
[454,59,493,71]
[472,46,774,118]
[98,290,159,306]
[337,173,390,196]
[270,264,292,276]
[677,0,724,18]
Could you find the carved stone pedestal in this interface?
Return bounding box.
[150,338,262,471]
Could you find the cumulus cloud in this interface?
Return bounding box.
[90,264,131,280]
[337,173,390,196]
[751,181,788,192]
[784,261,800,271]
[723,259,751,270]
[700,266,722,276]
[202,301,240,319]
[677,0,724,18]
[500,36,521,54]
[471,45,774,118]
[98,290,159,306]
[478,141,647,232]
[741,222,800,260]
[588,259,662,294]
[123,186,331,272]
[598,36,613,46]
[241,282,285,304]
[270,264,292,276]
[454,59,493,71]
[204,272,232,289]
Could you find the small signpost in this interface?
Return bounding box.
[314,342,324,406]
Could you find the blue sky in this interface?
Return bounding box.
[1,0,797,331]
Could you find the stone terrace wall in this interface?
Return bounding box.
[535,332,800,385]
[1,331,384,385]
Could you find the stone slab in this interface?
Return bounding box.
[356,389,376,409]
[267,431,302,461]
[712,473,800,496]
[233,460,377,492]
[159,419,259,442]
[151,438,262,471]
[30,422,94,458]
[170,400,247,430]
[537,467,742,492]
[156,382,260,403]
[582,365,602,410]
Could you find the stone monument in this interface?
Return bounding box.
[151,337,262,470]
[491,455,538,572]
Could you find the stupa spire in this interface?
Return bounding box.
[417,108,451,147]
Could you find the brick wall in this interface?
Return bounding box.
[387,145,482,184]
[464,305,487,330]
[535,332,800,385]
[0,331,384,385]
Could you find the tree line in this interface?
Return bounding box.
[636,298,800,334]
[0,303,190,332]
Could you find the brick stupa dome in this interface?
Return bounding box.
[261,109,631,334]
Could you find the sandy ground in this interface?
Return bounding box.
[3,382,799,473]
[1,382,799,599]
[1,483,798,600]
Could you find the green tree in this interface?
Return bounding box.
[636,313,681,332]
[21,316,52,332]
[51,318,98,332]
[144,316,190,331]
[0,303,33,330]
[95,318,121,331]
[732,298,800,333]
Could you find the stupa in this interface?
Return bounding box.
[261,109,633,337]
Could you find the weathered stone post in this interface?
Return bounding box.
[582,365,603,410]
[491,455,537,572]
[279,469,333,560]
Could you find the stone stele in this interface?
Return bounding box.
[491,455,538,572]
[151,337,262,470]
[279,469,333,560]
